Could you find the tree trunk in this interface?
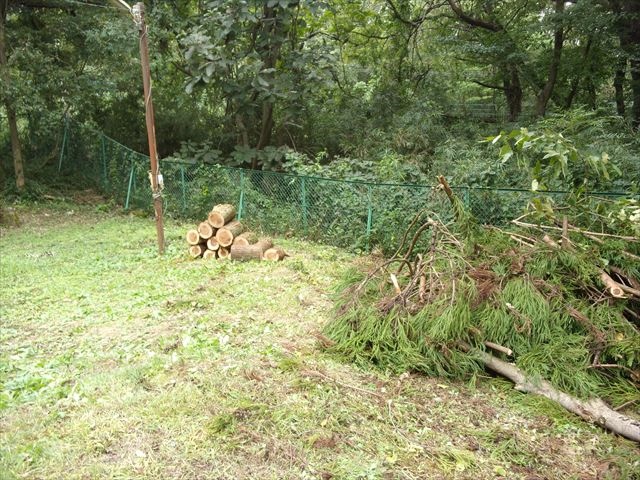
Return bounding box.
[0,2,25,190]
[251,3,283,168]
[630,57,640,129]
[215,220,245,247]
[612,0,640,127]
[565,36,594,109]
[208,203,236,228]
[614,61,626,116]
[256,101,274,151]
[534,0,565,117]
[503,64,522,122]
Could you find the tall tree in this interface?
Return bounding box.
[534,0,565,117]
[0,0,24,190]
[183,0,332,168]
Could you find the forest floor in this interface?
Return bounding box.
[1,200,638,480]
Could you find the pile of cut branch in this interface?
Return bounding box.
[324,177,640,442]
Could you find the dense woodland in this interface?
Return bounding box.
[0,0,639,193]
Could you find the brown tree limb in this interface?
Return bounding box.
[459,343,640,442]
[446,0,503,32]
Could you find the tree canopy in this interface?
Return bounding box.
[1,0,639,191]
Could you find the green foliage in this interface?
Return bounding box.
[325,205,640,405]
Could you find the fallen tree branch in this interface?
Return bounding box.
[484,341,513,356]
[459,343,640,442]
[600,271,629,298]
[512,220,639,242]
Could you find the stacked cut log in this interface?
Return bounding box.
[185,203,288,262]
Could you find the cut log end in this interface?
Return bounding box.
[208,204,237,228]
[202,249,217,260]
[264,246,287,261]
[234,231,258,247]
[207,237,220,251]
[600,271,627,298]
[216,220,245,247]
[186,229,200,246]
[217,247,230,259]
[198,221,215,239]
[189,244,206,258]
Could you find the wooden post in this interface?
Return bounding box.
[133,2,165,255]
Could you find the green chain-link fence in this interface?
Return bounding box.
[58,118,631,250]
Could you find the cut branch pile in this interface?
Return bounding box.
[185,204,287,262]
[324,177,640,442]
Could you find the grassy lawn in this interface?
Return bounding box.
[0,201,638,480]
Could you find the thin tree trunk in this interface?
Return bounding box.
[256,101,274,150]
[614,62,626,116]
[0,1,25,190]
[630,57,640,129]
[534,0,565,117]
[565,36,593,109]
[612,0,640,127]
[504,64,522,121]
[251,3,283,168]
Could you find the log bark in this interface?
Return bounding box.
[189,244,207,258]
[208,204,236,228]
[255,238,274,251]
[230,238,273,261]
[216,220,245,247]
[467,345,640,442]
[198,221,215,240]
[217,247,230,259]
[206,237,220,251]
[264,246,286,261]
[186,229,201,246]
[202,249,217,260]
[234,231,258,247]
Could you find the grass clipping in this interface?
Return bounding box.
[324,177,640,442]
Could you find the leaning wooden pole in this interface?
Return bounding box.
[133,2,165,255]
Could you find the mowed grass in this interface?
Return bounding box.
[0,202,638,480]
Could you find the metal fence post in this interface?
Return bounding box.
[180,165,187,213]
[301,177,308,235]
[366,185,373,250]
[125,163,136,210]
[58,115,69,173]
[238,170,245,220]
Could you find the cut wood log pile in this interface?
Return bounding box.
[185,203,287,262]
[324,176,640,442]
